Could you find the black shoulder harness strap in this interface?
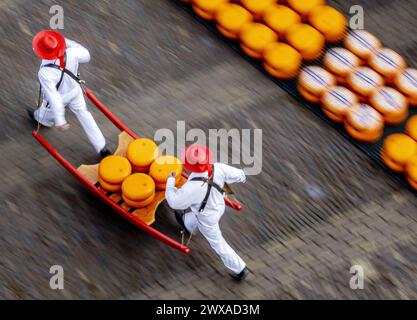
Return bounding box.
[190,168,225,212]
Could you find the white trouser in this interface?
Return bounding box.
[34,87,106,153]
[184,209,246,274]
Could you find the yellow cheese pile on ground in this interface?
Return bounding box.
[286,23,325,61]
[406,155,417,190]
[406,115,417,141]
[98,156,132,192]
[309,5,347,43]
[191,0,229,20]
[241,0,277,20]
[239,22,277,59]
[262,4,300,39]
[263,42,302,79]
[287,0,325,18]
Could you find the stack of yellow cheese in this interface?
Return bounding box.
[126,138,159,173]
[286,23,325,61]
[150,156,183,191]
[262,5,301,39]
[381,133,417,173]
[287,0,325,19]
[241,0,277,20]
[215,3,253,40]
[309,5,347,43]
[263,42,302,79]
[191,0,229,21]
[98,156,132,192]
[394,68,417,107]
[122,173,156,208]
[345,104,384,143]
[239,23,278,59]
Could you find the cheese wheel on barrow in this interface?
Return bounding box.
[406,155,417,191]
[309,5,347,43]
[344,30,382,60]
[347,67,384,101]
[99,155,132,185]
[321,86,359,123]
[98,177,122,193]
[239,23,278,59]
[323,47,361,84]
[149,155,183,184]
[215,3,253,40]
[122,193,155,209]
[369,48,406,84]
[287,0,325,18]
[127,138,159,172]
[191,0,229,21]
[298,66,336,103]
[263,42,302,79]
[262,4,301,38]
[286,23,325,61]
[240,0,277,20]
[122,173,155,204]
[345,104,384,143]
[369,87,409,126]
[381,133,417,173]
[155,176,182,191]
[406,115,417,141]
[394,68,417,107]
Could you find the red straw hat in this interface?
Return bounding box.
[32,30,66,60]
[180,144,214,173]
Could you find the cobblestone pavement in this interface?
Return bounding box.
[0,0,417,299]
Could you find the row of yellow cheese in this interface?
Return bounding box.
[98,139,183,208]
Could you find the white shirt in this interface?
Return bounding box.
[38,39,90,126]
[166,163,246,224]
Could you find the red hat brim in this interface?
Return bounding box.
[32,30,66,60]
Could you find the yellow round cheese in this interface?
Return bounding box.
[287,0,325,17]
[298,66,336,103]
[347,67,384,100]
[309,5,347,43]
[394,68,417,106]
[239,23,278,59]
[215,4,253,40]
[406,115,417,141]
[127,138,159,168]
[406,155,417,190]
[263,42,302,79]
[344,30,382,60]
[123,193,155,209]
[241,0,277,19]
[324,47,361,84]
[122,173,155,201]
[149,155,183,183]
[321,86,359,123]
[369,48,406,83]
[381,133,417,173]
[99,155,132,185]
[286,23,325,61]
[155,176,182,191]
[191,0,229,20]
[262,5,301,38]
[98,177,121,193]
[370,87,408,125]
[345,104,384,143]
